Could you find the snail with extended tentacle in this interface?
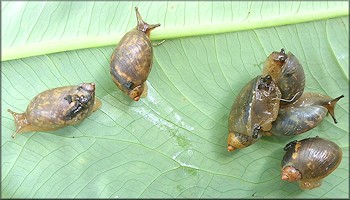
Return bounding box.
[263,92,344,136]
[8,83,101,138]
[110,7,164,101]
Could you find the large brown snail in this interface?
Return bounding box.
[110,7,164,101]
[264,92,344,136]
[227,75,281,151]
[281,136,342,190]
[7,83,101,138]
[262,49,305,104]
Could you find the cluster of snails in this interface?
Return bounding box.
[227,49,344,189]
[7,7,344,191]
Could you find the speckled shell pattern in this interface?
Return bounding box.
[25,85,96,129]
[228,75,281,138]
[110,29,153,93]
[282,137,342,181]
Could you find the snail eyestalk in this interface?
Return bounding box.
[135,6,160,37]
[322,94,344,124]
[7,109,28,138]
[152,40,165,47]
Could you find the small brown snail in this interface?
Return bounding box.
[262,49,305,104]
[7,83,102,138]
[281,136,342,190]
[110,7,164,101]
[227,75,281,152]
[264,92,344,136]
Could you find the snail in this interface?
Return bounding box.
[227,75,281,152]
[110,7,164,101]
[264,92,344,136]
[281,136,342,190]
[262,49,305,104]
[7,83,102,138]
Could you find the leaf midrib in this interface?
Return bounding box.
[2,8,348,62]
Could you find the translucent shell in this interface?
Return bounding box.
[265,92,344,136]
[110,7,161,101]
[262,49,305,104]
[227,75,281,151]
[281,137,342,190]
[8,83,101,138]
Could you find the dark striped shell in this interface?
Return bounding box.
[227,75,281,151]
[281,137,342,190]
[8,83,101,138]
[110,7,160,101]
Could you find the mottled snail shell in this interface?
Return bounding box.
[227,75,281,152]
[110,7,161,101]
[8,83,102,138]
[262,49,305,104]
[281,137,342,190]
[265,92,344,136]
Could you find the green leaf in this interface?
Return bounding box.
[1,1,349,198]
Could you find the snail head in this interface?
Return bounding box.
[135,7,160,37]
[128,84,144,101]
[281,166,302,181]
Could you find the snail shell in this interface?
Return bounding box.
[110,7,161,101]
[262,49,305,104]
[227,75,281,151]
[281,136,342,190]
[7,83,102,138]
[265,92,344,136]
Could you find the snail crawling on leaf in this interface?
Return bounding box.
[227,75,281,152]
[262,48,305,104]
[264,92,344,136]
[281,136,342,190]
[8,83,101,138]
[110,7,164,101]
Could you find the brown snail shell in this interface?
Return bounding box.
[264,92,344,136]
[281,136,342,190]
[227,75,281,152]
[110,7,162,101]
[7,83,102,138]
[262,49,305,104]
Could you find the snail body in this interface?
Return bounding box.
[281,137,342,190]
[8,83,101,138]
[265,92,344,136]
[262,49,305,104]
[110,7,161,101]
[227,75,281,151]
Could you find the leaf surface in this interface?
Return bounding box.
[1,1,349,198]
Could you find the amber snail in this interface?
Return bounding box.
[227,75,281,151]
[264,92,344,136]
[262,49,305,104]
[7,83,102,138]
[281,136,342,190]
[110,7,164,101]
